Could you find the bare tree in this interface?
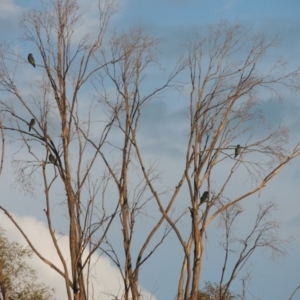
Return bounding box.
[85,28,185,300]
[0,1,299,299]
[163,22,300,300]
[0,1,183,300]
[0,0,121,299]
[218,202,289,300]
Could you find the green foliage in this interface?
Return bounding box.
[197,282,241,300]
[0,226,55,300]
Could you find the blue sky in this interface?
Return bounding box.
[0,0,300,299]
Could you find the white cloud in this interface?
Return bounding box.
[0,214,156,300]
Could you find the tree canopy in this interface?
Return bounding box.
[0,226,55,300]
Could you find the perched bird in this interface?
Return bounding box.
[235,144,241,158]
[28,53,35,68]
[199,191,208,206]
[29,118,35,132]
[49,154,57,165]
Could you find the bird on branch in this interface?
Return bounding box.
[28,53,35,68]
[235,144,241,158]
[49,154,57,166]
[29,118,35,131]
[199,191,208,206]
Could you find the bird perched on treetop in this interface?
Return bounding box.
[235,144,241,158]
[49,154,57,165]
[28,53,35,68]
[29,119,35,132]
[199,191,208,206]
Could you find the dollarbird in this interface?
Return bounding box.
[199,191,208,206]
[235,144,241,158]
[28,53,35,68]
[49,154,57,165]
[29,118,35,132]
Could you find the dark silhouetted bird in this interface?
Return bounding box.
[28,53,35,67]
[29,118,35,132]
[199,191,208,206]
[49,154,57,165]
[235,144,241,158]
